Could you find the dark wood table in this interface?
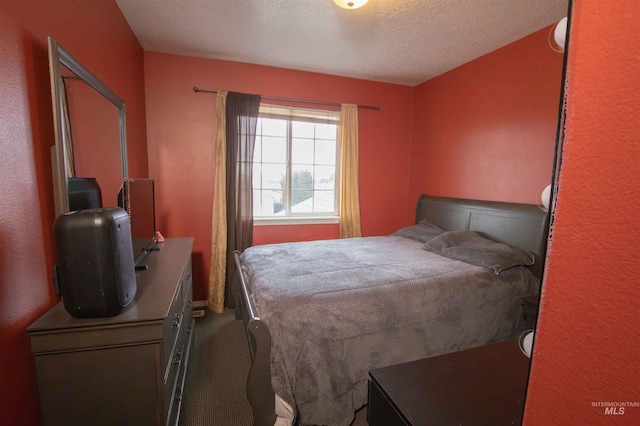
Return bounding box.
[367,340,531,425]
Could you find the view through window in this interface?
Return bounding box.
[253,105,340,222]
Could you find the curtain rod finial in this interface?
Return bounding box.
[193,86,199,92]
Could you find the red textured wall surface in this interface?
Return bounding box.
[3,1,636,424]
[0,1,147,424]
[408,26,565,218]
[524,1,640,424]
[144,52,414,301]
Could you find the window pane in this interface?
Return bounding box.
[292,138,314,165]
[252,163,262,189]
[290,191,313,213]
[316,123,337,140]
[291,166,313,190]
[313,190,335,213]
[290,190,335,214]
[292,121,314,138]
[314,165,335,190]
[253,189,266,216]
[261,118,287,137]
[256,106,340,220]
[290,166,314,211]
[254,189,284,216]
[262,163,286,190]
[262,136,286,163]
[315,139,336,165]
[253,135,262,162]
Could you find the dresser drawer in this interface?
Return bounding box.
[164,318,194,426]
[167,386,182,426]
[163,336,182,422]
[163,260,193,422]
[162,280,184,376]
[181,261,193,305]
[182,278,193,327]
[166,352,186,426]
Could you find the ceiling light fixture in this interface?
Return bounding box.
[333,0,369,10]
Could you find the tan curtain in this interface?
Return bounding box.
[208,91,228,313]
[339,104,362,238]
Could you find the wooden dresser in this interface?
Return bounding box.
[27,238,194,426]
[368,340,530,425]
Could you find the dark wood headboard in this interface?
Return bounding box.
[415,195,548,279]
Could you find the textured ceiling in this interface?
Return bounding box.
[115,0,568,86]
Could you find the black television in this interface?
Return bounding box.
[118,178,157,269]
[68,177,103,211]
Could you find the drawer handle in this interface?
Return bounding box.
[172,314,181,329]
[173,351,182,367]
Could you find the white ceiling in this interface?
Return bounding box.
[115,0,567,87]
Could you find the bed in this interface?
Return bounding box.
[232,195,548,426]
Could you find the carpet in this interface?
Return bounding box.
[179,308,368,426]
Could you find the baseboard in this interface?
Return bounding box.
[193,300,207,318]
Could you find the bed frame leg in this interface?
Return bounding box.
[232,251,278,426]
[247,319,276,426]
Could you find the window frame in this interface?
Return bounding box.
[253,104,341,225]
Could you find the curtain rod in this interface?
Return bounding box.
[193,86,380,111]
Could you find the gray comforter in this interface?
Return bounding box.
[240,235,539,426]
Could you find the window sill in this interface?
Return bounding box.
[254,216,339,226]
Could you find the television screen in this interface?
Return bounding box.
[118,178,157,268]
[68,177,102,211]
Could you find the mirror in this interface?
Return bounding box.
[48,37,128,217]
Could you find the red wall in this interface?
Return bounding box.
[525,1,640,423]
[0,1,147,424]
[2,0,636,423]
[408,26,565,219]
[144,52,414,301]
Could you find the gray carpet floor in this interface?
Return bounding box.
[179,308,368,426]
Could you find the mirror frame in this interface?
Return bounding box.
[48,37,128,217]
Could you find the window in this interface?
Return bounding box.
[253,105,340,224]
